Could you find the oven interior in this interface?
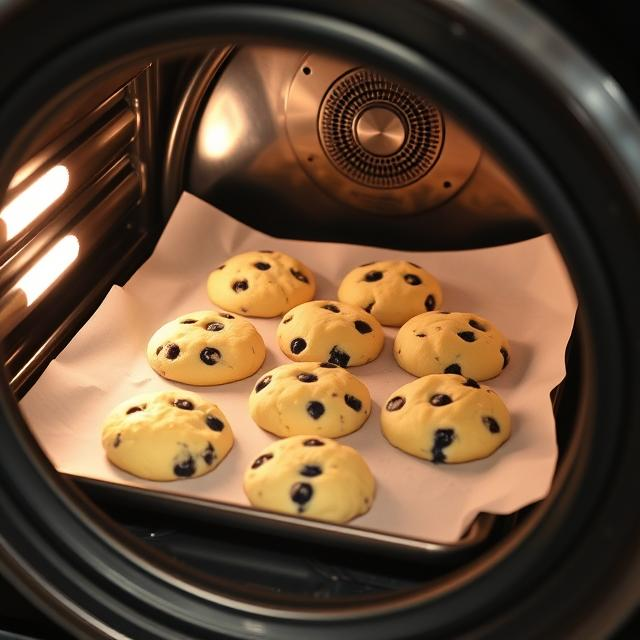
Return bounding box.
[0,42,582,620]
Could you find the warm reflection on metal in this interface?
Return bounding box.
[355,106,407,156]
[287,54,479,212]
[15,234,79,305]
[186,46,540,246]
[199,94,247,160]
[0,165,69,240]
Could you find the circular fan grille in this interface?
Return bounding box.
[319,69,443,189]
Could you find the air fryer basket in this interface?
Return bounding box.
[0,1,639,639]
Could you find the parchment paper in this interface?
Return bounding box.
[20,192,577,544]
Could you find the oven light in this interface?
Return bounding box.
[15,235,79,305]
[0,165,69,240]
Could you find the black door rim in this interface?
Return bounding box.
[0,2,638,638]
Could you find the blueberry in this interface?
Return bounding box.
[232,280,248,292]
[200,347,222,365]
[483,416,500,433]
[202,443,215,465]
[113,433,121,448]
[174,456,196,477]
[431,428,455,463]
[328,346,350,367]
[322,304,340,313]
[458,331,476,342]
[364,302,374,313]
[430,394,452,406]
[344,394,362,411]
[386,396,406,411]
[354,320,372,334]
[303,438,325,447]
[425,295,436,311]
[220,313,235,319]
[291,338,307,354]
[364,271,383,282]
[463,378,481,389]
[174,399,194,410]
[469,319,486,331]
[319,362,337,368]
[165,343,180,360]
[255,375,272,393]
[126,406,142,414]
[297,373,318,383]
[180,319,197,324]
[206,415,224,431]
[404,274,422,285]
[501,347,510,369]
[300,465,322,477]
[290,482,313,512]
[290,268,309,283]
[254,261,271,270]
[283,316,293,324]
[206,322,224,331]
[306,401,325,420]
[444,364,462,375]
[252,453,273,468]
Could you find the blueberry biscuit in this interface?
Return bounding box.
[277,300,384,367]
[381,374,511,463]
[394,311,509,380]
[337,260,443,326]
[243,435,375,523]
[249,362,371,438]
[147,310,266,386]
[207,250,316,317]
[101,390,234,481]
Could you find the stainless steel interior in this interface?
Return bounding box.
[184,47,540,245]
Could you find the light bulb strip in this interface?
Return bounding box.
[15,235,80,306]
[0,165,69,241]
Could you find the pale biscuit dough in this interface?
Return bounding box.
[337,259,442,326]
[277,300,384,367]
[394,311,509,380]
[381,374,511,463]
[147,310,265,386]
[102,390,234,481]
[207,250,316,317]
[249,362,371,438]
[243,435,375,523]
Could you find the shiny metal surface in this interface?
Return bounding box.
[287,54,476,212]
[355,106,406,156]
[313,65,445,192]
[76,477,499,558]
[186,46,540,248]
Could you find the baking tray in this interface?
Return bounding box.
[21,192,578,554]
[72,475,500,561]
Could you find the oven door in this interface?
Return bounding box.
[0,1,639,639]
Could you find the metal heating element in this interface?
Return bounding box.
[186,47,537,240]
[319,69,443,188]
